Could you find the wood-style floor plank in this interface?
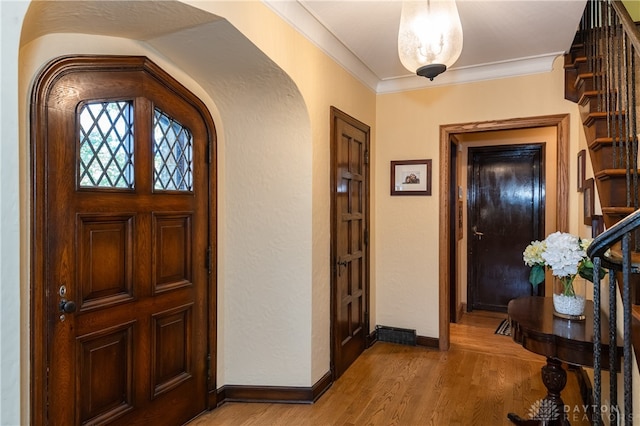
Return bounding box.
[188,311,592,425]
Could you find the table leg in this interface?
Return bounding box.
[508,357,570,425]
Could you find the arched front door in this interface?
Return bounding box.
[31,56,216,425]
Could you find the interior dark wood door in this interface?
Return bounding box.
[330,107,370,379]
[34,57,212,425]
[467,144,544,312]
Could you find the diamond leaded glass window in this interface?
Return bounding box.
[79,101,134,188]
[153,108,193,191]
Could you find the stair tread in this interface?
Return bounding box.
[604,241,640,270]
[564,55,587,69]
[585,111,625,118]
[592,137,615,142]
[578,92,599,107]
[595,168,640,177]
[602,206,636,214]
[583,111,626,127]
[588,140,612,151]
[579,90,617,106]
[578,71,595,77]
[578,90,598,99]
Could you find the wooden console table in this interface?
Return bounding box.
[507,296,621,425]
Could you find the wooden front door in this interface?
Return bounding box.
[32,57,215,425]
[330,107,370,379]
[467,144,544,312]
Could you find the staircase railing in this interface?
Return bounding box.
[588,211,637,424]
[582,0,640,205]
[581,1,640,424]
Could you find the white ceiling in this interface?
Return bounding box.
[265,0,588,93]
[21,0,588,94]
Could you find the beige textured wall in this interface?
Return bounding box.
[185,1,377,386]
[375,59,585,338]
[8,2,377,421]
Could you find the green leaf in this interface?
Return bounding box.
[529,264,545,288]
[578,259,606,282]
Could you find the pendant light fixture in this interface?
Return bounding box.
[397,0,463,80]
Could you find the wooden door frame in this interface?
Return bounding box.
[29,55,218,423]
[438,114,569,350]
[329,106,371,379]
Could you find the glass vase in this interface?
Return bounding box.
[552,276,586,320]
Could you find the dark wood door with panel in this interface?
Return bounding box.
[330,107,370,379]
[467,144,544,312]
[32,57,214,425]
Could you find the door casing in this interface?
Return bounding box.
[439,115,570,350]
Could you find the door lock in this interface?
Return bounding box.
[337,259,348,276]
[472,226,484,240]
[58,284,77,318]
[59,299,77,314]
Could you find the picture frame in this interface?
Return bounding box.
[583,177,594,226]
[577,149,586,192]
[390,159,432,196]
[591,214,604,238]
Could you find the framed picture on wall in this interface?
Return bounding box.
[584,178,594,226]
[577,150,586,192]
[591,215,604,237]
[390,159,432,196]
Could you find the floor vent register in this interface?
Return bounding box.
[375,325,417,346]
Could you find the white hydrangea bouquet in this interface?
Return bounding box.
[523,231,600,295]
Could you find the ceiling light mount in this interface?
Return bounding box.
[417,64,447,81]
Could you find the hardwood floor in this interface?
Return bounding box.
[188,311,591,425]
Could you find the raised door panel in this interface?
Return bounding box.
[151,304,193,397]
[77,214,135,309]
[153,213,192,293]
[76,322,135,424]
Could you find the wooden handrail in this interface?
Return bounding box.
[611,0,640,54]
[588,207,640,268]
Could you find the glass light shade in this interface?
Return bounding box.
[398,0,463,79]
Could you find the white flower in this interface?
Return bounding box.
[540,232,585,278]
[580,238,593,252]
[524,231,603,289]
[523,240,546,267]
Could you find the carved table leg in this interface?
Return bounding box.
[540,357,570,425]
[508,357,570,425]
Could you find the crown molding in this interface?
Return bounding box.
[376,53,564,94]
[264,0,562,94]
[263,0,380,92]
